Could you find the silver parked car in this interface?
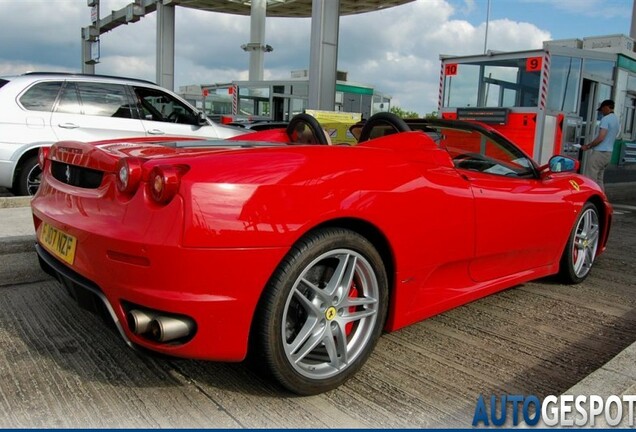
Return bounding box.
[0,72,247,195]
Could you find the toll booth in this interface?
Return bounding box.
[438,34,636,167]
[179,70,391,124]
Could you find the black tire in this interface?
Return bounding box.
[558,202,600,284]
[14,156,41,196]
[357,111,411,143]
[286,113,330,145]
[253,228,388,395]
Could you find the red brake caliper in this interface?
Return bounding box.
[345,283,358,336]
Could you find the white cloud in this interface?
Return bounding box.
[484,19,550,52]
[0,0,585,115]
[98,54,154,81]
[0,62,73,76]
[521,0,628,19]
[335,1,550,113]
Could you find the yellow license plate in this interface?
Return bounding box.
[38,222,77,265]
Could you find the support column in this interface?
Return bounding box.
[81,27,96,74]
[631,0,636,40]
[308,0,340,111]
[248,0,266,81]
[156,1,175,89]
[82,0,99,74]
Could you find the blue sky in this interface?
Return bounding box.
[474,0,631,40]
[0,0,633,114]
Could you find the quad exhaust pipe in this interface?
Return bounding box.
[128,309,155,334]
[127,309,195,343]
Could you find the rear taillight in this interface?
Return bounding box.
[147,165,188,205]
[116,158,143,195]
[38,146,50,170]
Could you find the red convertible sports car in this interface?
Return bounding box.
[31,112,612,395]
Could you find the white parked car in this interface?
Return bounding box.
[0,72,247,195]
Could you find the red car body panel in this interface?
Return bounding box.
[31,124,612,361]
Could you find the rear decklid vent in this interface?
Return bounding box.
[51,161,103,189]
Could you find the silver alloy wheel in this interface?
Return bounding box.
[26,164,42,196]
[282,248,379,380]
[571,207,599,278]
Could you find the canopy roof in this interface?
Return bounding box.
[176,0,414,18]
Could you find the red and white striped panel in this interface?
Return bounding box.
[232,84,238,115]
[539,52,550,111]
[438,62,445,111]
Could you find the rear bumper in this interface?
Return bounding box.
[33,213,288,361]
[36,243,135,347]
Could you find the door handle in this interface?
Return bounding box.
[147,129,165,135]
[58,123,79,129]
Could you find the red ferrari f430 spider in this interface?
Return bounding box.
[31,112,612,394]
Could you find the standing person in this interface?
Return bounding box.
[581,99,619,191]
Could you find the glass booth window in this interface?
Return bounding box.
[623,95,636,140]
[239,86,269,98]
[443,58,541,108]
[583,59,614,82]
[628,74,636,92]
[237,86,270,116]
[547,56,582,113]
[624,75,636,140]
[483,65,521,107]
[444,64,479,107]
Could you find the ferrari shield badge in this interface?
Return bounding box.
[569,180,580,191]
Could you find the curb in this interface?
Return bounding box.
[0,196,32,208]
[0,235,48,287]
[0,235,36,255]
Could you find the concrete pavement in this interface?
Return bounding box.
[0,184,634,426]
[0,205,35,236]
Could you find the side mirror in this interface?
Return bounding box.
[547,155,579,173]
[196,111,208,126]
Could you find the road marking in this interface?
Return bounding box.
[612,204,636,211]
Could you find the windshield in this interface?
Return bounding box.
[426,125,537,178]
